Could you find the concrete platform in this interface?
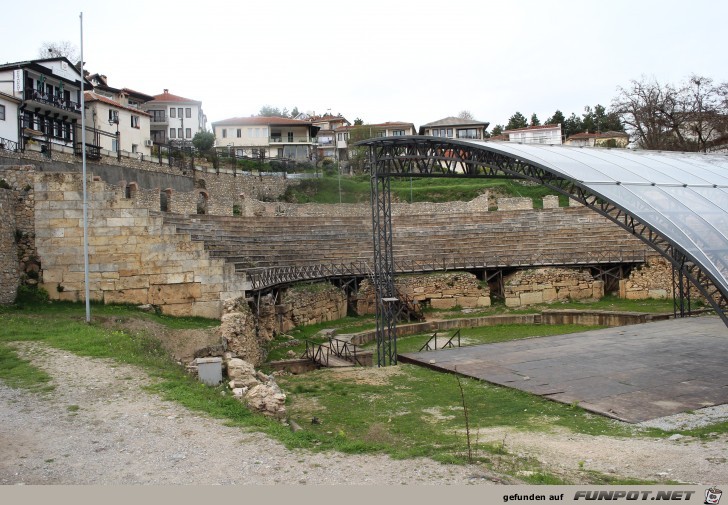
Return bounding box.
[399,316,728,423]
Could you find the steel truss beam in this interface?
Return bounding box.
[363,137,728,365]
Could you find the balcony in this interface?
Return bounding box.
[24,88,81,115]
[149,113,168,125]
[269,136,314,144]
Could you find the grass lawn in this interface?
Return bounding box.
[1,298,723,484]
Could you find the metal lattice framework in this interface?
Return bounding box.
[358,136,728,366]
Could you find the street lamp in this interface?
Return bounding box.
[109,113,120,161]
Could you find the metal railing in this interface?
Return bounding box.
[25,88,81,113]
[302,340,329,366]
[328,338,364,366]
[419,329,461,352]
[242,250,649,290]
[0,137,19,152]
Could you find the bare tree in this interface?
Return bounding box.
[612,75,728,151]
[38,41,80,64]
[457,110,474,120]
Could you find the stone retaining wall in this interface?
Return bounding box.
[618,257,704,300]
[0,189,19,303]
[356,272,491,314]
[33,171,248,317]
[0,165,39,287]
[504,267,604,307]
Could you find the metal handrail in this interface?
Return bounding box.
[419,332,439,352]
[442,329,461,349]
[328,338,363,365]
[0,137,19,152]
[243,250,649,290]
[302,340,329,366]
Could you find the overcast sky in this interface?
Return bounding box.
[3,0,728,130]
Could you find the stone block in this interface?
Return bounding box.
[477,296,491,307]
[430,298,457,309]
[149,282,202,304]
[505,296,521,307]
[542,287,558,302]
[455,296,479,308]
[648,289,668,299]
[104,288,149,305]
[519,291,544,305]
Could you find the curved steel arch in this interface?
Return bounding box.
[356,136,728,366]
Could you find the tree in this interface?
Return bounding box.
[346,124,376,173]
[530,113,541,127]
[458,110,474,120]
[490,124,504,136]
[38,41,80,63]
[609,76,727,151]
[354,117,364,125]
[546,110,566,126]
[290,106,300,118]
[563,112,584,138]
[505,112,528,130]
[259,105,286,117]
[192,131,215,152]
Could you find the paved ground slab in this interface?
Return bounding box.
[399,316,728,423]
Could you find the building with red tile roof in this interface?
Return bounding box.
[141,89,206,145]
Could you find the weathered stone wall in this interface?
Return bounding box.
[497,197,533,211]
[542,195,560,209]
[504,267,604,307]
[0,165,39,286]
[276,283,347,332]
[219,283,347,364]
[619,257,702,300]
[33,172,248,317]
[0,189,20,303]
[356,272,491,314]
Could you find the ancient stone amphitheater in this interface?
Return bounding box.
[0,151,659,322]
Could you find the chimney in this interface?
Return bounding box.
[164,88,168,93]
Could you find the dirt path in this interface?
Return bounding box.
[0,342,500,485]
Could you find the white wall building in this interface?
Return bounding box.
[84,91,152,158]
[0,57,91,154]
[141,89,206,145]
[503,124,563,144]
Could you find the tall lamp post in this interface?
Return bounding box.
[109,113,120,161]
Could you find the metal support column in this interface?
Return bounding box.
[672,251,692,318]
[370,147,398,366]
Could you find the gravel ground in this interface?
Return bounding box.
[0,342,500,485]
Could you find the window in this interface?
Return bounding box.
[131,144,138,153]
[447,128,453,137]
[0,104,5,121]
[222,129,227,138]
[254,128,260,138]
[112,139,118,152]
[287,132,293,142]
[392,130,405,136]
[108,110,119,123]
[150,110,165,122]
[177,108,183,119]
[177,128,183,139]
[457,128,478,139]
[169,107,176,118]
[431,129,439,137]
[185,108,191,118]
[376,131,385,137]
[130,115,140,128]
[185,128,191,138]
[236,129,241,138]
[248,128,253,137]
[169,128,176,139]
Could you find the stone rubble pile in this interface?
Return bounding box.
[225,355,287,418]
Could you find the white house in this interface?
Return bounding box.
[141,89,206,145]
[83,91,152,158]
[419,117,490,140]
[0,57,92,155]
[503,124,563,144]
[0,91,21,148]
[210,116,320,161]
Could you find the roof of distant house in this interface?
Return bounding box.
[503,123,561,133]
[211,116,315,127]
[421,117,489,127]
[337,121,415,131]
[84,91,151,117]
[149,89,201,104]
